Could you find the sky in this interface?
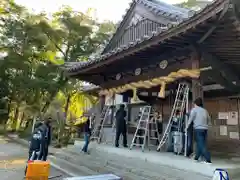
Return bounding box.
[15,0,186,22]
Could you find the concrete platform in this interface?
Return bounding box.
[74,140,240,178]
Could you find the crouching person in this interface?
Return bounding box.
[28,122,45,160]
[25,122,45,175]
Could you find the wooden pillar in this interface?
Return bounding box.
[191,51,203,102]
[99,95,105,111]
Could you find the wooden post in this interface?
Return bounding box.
[99,95,105,112]
[191,51,203,102]
[187,51,203,156]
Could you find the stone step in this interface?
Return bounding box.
[54,151,157,180]
[56,148,211,180]
[48,155,97,177]
[67,147,211,180]
[59,150,167,180]
[54,152,148,180]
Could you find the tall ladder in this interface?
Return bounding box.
[157,83,189,151]
[91,105,111,143]
[130,106,160,152]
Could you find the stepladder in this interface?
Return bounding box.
[157,83,189,153]
[91,105,111,143]
[130,106,161,151]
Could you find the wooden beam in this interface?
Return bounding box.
[197,2,229,43]
[100,59,192,89]
[203,70,239,92]
[200,48,240,87]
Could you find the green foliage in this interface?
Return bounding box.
[0,0,116,136]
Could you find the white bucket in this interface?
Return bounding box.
[172,131,183,154]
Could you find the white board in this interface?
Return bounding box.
[229,132,239,139]
[227,111,238,125]
[218,112,228,120]
[219,126,227,136]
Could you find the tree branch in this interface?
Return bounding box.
[43,31,66,57]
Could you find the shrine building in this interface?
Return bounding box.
[66,0,240,156]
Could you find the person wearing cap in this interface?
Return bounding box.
[185,97,211,164]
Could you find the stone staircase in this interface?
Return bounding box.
[52,147,211,180]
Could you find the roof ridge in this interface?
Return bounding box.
[139,0,193,19]
[145,0,192,14]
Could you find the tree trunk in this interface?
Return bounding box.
[11,106,19,131]
[2,98,12,129]
[64,93,71,120]
[41,73,68,114]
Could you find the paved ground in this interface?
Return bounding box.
[52,146,212,180]
[0,136,68,180]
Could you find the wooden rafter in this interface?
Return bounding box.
[200,48,240,89]
[197,1,230,43]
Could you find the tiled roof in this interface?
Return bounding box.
[103,0,192,54]
[66,0,225,73]
[141,0,193,20]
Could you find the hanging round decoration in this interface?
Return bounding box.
[159,60,168,69]
[135,68,142,76]
[116,73,121,80]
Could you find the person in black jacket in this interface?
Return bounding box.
[82,115,91,153]
[28,122,45,160]
[39,118,52,161]
[25,122,45,175]
[115,104,128,148]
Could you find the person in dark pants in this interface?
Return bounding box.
[186,122,193,157]
[182,113,193,156]
[186,97,211,164]
[39,118,52,161]
[25,122,45,175]
[167,110,181,152]
[82,115,91,153]
[28,122,45,160]
[134,111,143,145]
[115,104,128,148]
[155,113,163,145]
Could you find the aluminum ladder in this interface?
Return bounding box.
[91,105,111,143]
[157,83,189,151]
[130,106,160,152]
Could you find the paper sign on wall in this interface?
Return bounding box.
[227,111,238,125]
[218,112,228,120]
[229,132,239,139]
[219,125,227,136]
